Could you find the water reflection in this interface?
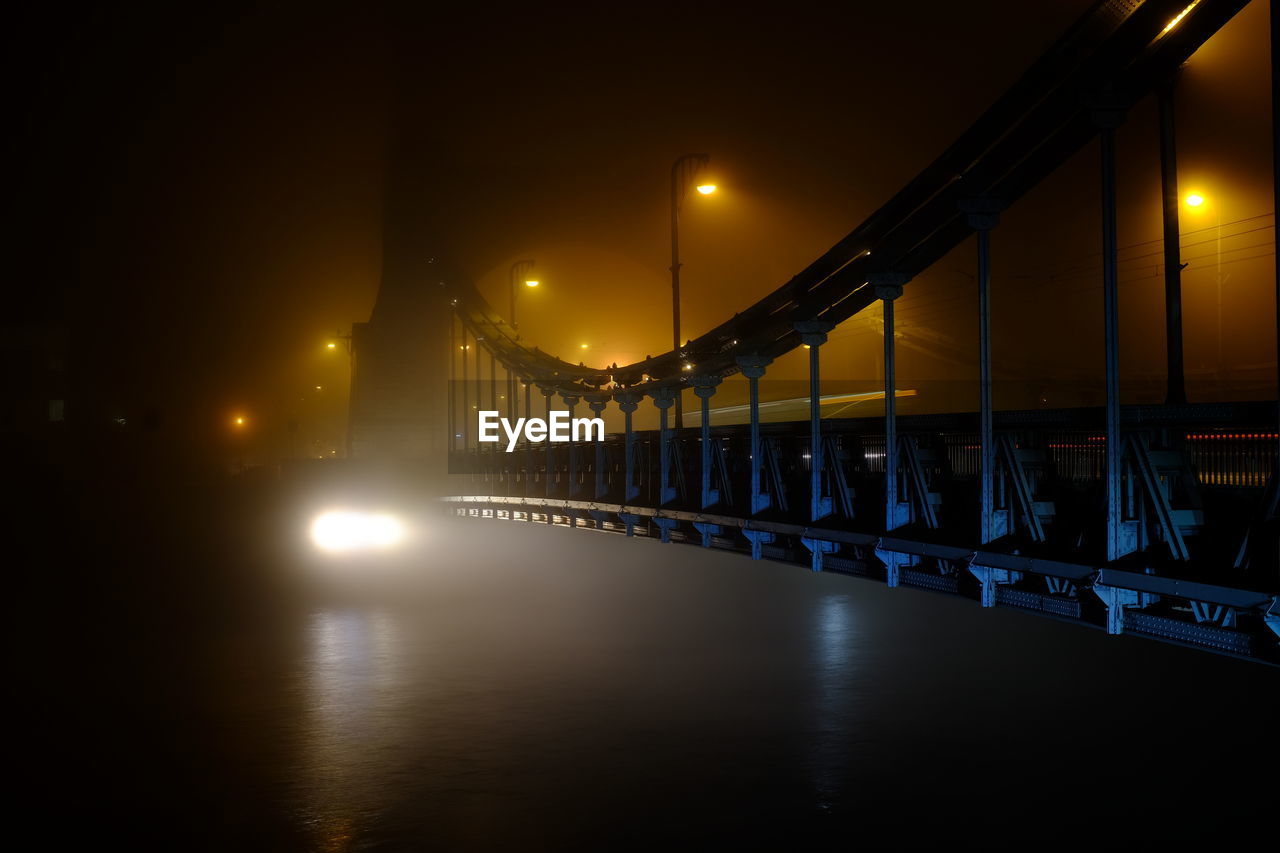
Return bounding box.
[808,592,862,809]
[299,608,408,851]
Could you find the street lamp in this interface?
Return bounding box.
[670,152,714,427]
[510,259,537,333]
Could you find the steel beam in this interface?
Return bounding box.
[540,386,555,503]
[736,355,773,514]
[1158,81,1187,405]
[461,326,470,454]
[1096,110,1130,562]
[650,387,678,505]
[690,375,722,509]
[870,273,909,531]
[562,392,581,498]
[616,392,641,502]
[585,394,609,500]
[795,321,833,522]
[961,199,1002,544]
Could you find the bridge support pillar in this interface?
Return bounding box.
[652,516,680,544]
[1092,583,1158,635]
[539,386,556,502]
[1264,598,1280,642]
[742,528,774,560]
[1094,107,1135,562]
[585,394,610,500]
[960,199,1003,544]
[870,274,911,531]
[795,322,835,522]
[650,388,678,505]
[448,310,458,454]
[693,521,721,548]
[562,393,581,498]
[1158,82,1187,406]
[801,536,838,573]
[875,545,916,588]
[460,327,470,456]
[691,375,723,509]
[736,355,773,514]
[618,512,643,537]
[521,380,532,497]
[617,392,642,503]
[968,563,1021,608]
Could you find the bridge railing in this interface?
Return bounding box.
[450,402,1277,590]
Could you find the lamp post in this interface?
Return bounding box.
[670,153,715,427]
[510,259,537,334]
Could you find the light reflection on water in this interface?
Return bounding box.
[300,609,411,850]
[808,593,863,809]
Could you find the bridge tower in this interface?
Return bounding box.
[346,96,451,474]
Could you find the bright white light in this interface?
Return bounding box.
[310,511,406,553]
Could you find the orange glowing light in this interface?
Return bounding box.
[1184,192,1205,207]
[1160,1,1200,37]
[695,184,717,195]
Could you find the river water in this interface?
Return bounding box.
[24,480,1278,850]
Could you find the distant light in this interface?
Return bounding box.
[315,385,322,391]
[326,342,337,350]
[696,184,717,195]
[1160,1,1200,36]
[234,416,245,426]
[310,510,406,553]
[525,279,540,287]
[580,343,589,349]
[683,363,693,371]
[1185,192,1205,207]
[802,344,811,349]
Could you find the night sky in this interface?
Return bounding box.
[8,1,1274,465]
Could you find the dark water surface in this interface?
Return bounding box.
[21,479,1278,850]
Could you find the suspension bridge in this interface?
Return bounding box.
[357,0,1280,664]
